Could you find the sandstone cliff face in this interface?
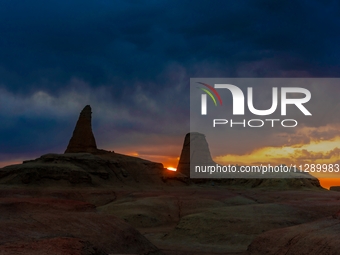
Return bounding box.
[65,105,97,153]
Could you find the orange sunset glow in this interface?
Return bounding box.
[214,135,340,189]
[112,131,340,189]
[167,167,177,171]
[0,160,21,168]
[118,149,180,169]
[101,125,340,190]
[215,136,340,166]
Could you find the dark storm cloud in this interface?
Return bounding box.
[1,0,340,93]
[1,0,340,163]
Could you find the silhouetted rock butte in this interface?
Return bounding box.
[0,105,182,187]
[177,132,215,177]
[65,105,98,154]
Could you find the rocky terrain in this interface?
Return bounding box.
[247,210,340,255]
[0,152,165,187]
[0,105,339,255]
[0,183,338,255]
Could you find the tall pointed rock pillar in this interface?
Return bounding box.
[176,132,216,177]
[65,105,98,153]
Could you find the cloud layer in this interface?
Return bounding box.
[1,1,340,168]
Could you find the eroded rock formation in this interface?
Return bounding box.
[0,153,165,186]
[0,105,171,187]
[176,132,216,177]
[65,105,98,153]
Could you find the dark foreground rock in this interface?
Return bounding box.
[0,237,107,255]
[0,197,162,255]
[163,203,316,252]
[0,184,338,254]
[247,211,340,255]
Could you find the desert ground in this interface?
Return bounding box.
[0,105,339,255]
[0,151,339,255]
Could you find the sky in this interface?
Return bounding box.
[0,0,340,188]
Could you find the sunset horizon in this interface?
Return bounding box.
[1,2,340,253]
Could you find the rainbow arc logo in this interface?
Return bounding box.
[197,82,223,115]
